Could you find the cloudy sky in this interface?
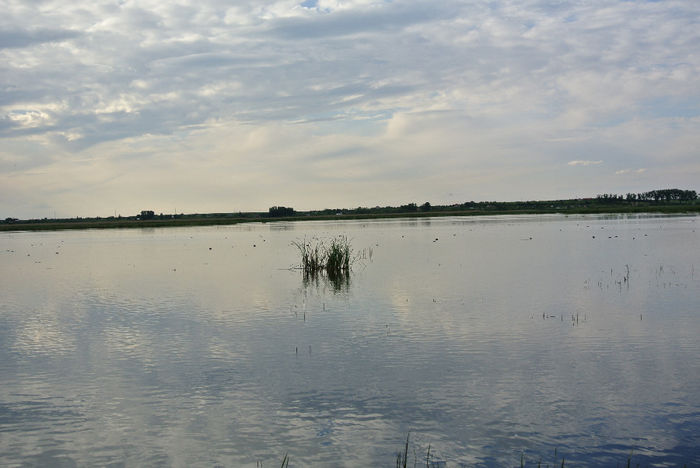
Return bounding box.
[1,0,699,218]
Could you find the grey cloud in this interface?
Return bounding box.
[267,2,453,39]
[0,86,51,107]
[121,6,164,30]
[151,51,266,71]
[0,122,57,138]
[0,28,81,49]
[47,102,211,150]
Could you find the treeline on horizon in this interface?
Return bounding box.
[303,188,699,217]
[2,188,698,225]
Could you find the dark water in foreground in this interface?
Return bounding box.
[1,214,699,467]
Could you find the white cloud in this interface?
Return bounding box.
[1,0,699,217]
[615,168,647,175]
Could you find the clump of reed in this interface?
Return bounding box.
[292,235,353,282]
[325,236,352,279]
[292,237,325,276]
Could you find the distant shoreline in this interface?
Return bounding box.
[2,204,699,232]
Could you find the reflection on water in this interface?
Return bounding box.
[1,214,699,467]
[302,270,351,294]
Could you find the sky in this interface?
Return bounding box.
[1,0,699,219]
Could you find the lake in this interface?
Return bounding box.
[1,214,699,467]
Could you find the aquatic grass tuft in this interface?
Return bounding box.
[292,237,325,276]
[325,235,352,279]
[293,235,353,289]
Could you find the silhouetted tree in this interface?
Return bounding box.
[269,206,295,217]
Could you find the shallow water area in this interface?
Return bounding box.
[1,214,699,466]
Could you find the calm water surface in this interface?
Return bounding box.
[1,214,699,467]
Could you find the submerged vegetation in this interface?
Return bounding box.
[269,434,686,468]
[391,433,689,468]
